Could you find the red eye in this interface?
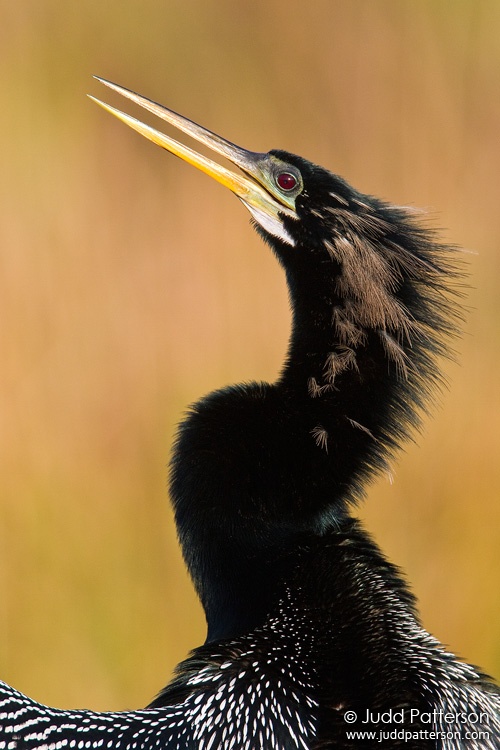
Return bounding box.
[276,172,298,191]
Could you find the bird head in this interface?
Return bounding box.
[90,78,461,509]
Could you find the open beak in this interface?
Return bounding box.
[89,77,296,244]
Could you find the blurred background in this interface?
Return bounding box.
[1,0,499,711]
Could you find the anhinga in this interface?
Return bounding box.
[0,78,498,750]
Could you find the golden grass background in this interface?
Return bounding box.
[1,1,499,710]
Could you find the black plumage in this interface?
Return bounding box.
[0,79,498,750]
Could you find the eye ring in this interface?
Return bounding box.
[275,171,298,192]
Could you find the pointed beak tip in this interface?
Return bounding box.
[88,94,109,111]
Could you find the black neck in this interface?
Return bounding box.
[170,217,454,641]
[169,300,399,641]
